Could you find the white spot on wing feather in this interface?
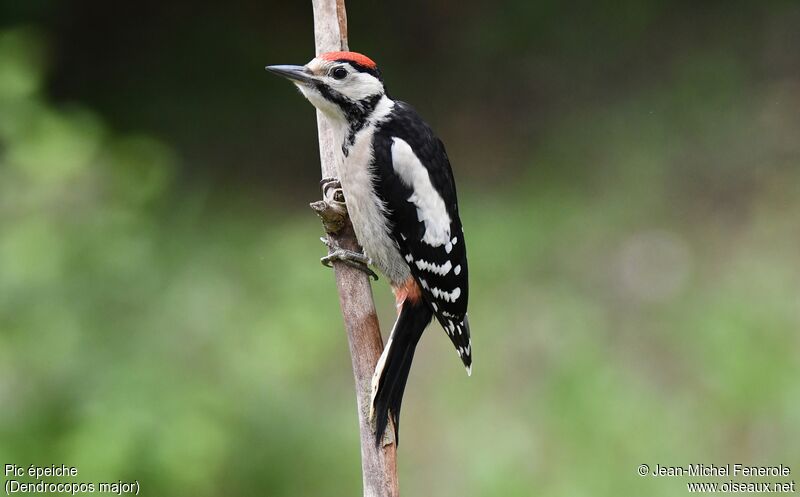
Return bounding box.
[415,259,452,276]
[429,286,461,303]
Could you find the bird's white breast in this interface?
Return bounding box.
[335,96,411,285]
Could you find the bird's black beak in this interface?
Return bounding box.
[265,65,314,84]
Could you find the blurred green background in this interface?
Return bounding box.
[1,1,799,495]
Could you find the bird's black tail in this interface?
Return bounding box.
[370,298,432,446]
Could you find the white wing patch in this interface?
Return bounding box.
[415,258,452,276]
[390,137,451,247]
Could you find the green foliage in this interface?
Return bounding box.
[1,18,798,497]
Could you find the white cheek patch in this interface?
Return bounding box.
[298,59,385,116]
[390,137,452,247]
[334,72,384,101]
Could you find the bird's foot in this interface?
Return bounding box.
[311,178,376,279]
[310,178,347,234]
[320,237,379,280]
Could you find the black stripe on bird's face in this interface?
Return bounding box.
[314,81,383,156]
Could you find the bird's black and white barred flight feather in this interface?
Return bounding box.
[367,100,472,444]
[371,101,472,368]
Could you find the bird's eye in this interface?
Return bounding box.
[331,67,348,80]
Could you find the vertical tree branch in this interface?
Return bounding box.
[309,1,399,496]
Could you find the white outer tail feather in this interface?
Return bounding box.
[369,330,395,419]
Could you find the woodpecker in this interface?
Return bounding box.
[267,52,471,445]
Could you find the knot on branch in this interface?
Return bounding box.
[310,177,348,234]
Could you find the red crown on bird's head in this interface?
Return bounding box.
[319,51,377,69]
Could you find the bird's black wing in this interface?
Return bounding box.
[371,100,472,370]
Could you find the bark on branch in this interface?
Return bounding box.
[309,1,400,496]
